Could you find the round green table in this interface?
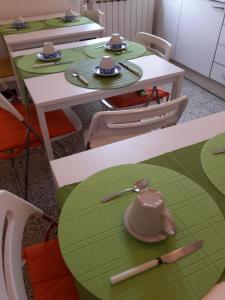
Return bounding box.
[59,164,225,300]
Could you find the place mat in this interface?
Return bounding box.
[59,163,225,300]
[45,16,90,27]
[201,133,225,196]
[64,58,142,89]
[0,20,46,35]
[16,49,85,75]
[85,40,147,60]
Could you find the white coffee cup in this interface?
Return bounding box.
[125,188,176,240]
[99,56,115,74]
[14,16,24,24]
[43,42,56,55]
[65,9,77,17]
[110,33,123,48]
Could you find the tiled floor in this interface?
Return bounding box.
[1,79,225,298]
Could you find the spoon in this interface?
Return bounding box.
[101,178,149,203]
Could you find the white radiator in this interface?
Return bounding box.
[93,0,154,40]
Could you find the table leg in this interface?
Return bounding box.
[36,107,54,161]
[170,74,184,100]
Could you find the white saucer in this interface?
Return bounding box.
[124,203,173,243]
[93,65,121,77]
[12,22,28,29]
[37,51,63,61]
[62,16,79,22]
[104,42,128,51]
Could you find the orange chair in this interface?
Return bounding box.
[0,190,79,300]
[0,92,82,199]
[102,32,172,109]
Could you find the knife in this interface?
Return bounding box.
[110,240,203,284]
[118,61,141,76]
[213,147,225,154]
[33,61,73,68]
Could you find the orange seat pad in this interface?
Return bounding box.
[0,56,14,78]
[106,88,170,108]
[0,103,76,153]
[22,239,79,300]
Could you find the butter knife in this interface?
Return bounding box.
[33,61,73,68]
[118,61,141,76]
[213,147,225,154]
[110,240,203,284]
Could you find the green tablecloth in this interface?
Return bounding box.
[201,133,225,197]
[59,143,224,300]
[0,17,94,35]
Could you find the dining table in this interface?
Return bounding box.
[1,13,104,51]
[11,36,185,161]
[51,111,225,300]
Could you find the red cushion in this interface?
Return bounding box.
[22,239,79,300]
[0,103,76,158]
[106,87,170,108]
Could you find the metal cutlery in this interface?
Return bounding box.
[110,240,203,284]
[101,178,149,203]
[33,61,73,68]
[72,71,89,85]
[118,61,141,76]
[213,147,225,154]
[114,50,132,55]
[95,44,105,49]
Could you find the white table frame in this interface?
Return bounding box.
[12,37,185,161]
[50,111,225,188]
[2,13,104,51]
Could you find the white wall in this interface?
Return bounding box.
[0,0,79,20]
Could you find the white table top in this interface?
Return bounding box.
[50,111,225,188]
[24,53,184,108]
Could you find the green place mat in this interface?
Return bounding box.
[201,133,225,196]
[64,58,142,89]
[16,49,85,74]
[0,20,46,35]
[45,16,90,27]
[59,163,225,300]
[85,41,147,60]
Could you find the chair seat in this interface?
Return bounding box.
[22,239,79,300]
[106,88,170,108]
[0,57,14,78]
[0,102,77,158]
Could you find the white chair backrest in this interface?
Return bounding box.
[0,190,43,300]
[81,4,104,26]
[86,96,188,144]
[0,93,24,122]
[135,32,172,61]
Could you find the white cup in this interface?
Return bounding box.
[99,56,115,74]
[125,188,176,239]
[110,33,123,48]
[43,42,56,55]
[65,9,77,17]
[14,16,24,24]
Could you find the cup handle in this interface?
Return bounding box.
[161,208,176,236]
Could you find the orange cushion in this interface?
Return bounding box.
[106,87,170,108]
[22,239,79,300]
[0,103,76,158]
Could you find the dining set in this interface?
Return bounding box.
[1,6,225,300]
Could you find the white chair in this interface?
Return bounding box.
[102,32,173,109]
[81,4,104,26]
[85,96,188,149]
[0,190,79,300]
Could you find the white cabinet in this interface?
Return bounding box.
[174,0,225,77]
[154,0,183,59]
